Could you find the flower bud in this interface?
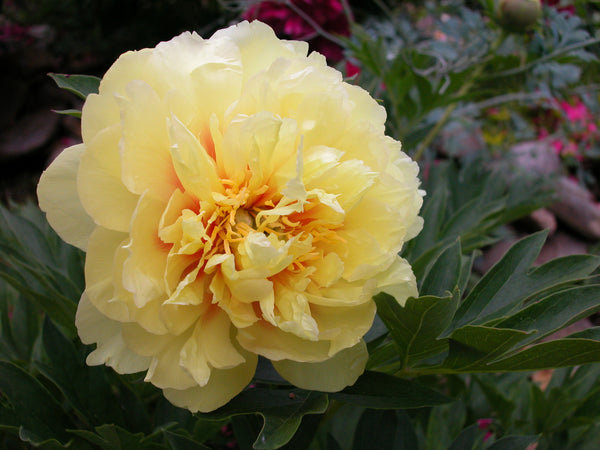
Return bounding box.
[497,0,542,31]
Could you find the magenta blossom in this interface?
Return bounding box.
[542,0,575,15]
[242,0,351,62]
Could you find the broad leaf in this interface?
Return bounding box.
[374,293,458,369]
[330,371,450,408]
[0,361,69,444]
[48,73,100,99]
[205,388,328,449]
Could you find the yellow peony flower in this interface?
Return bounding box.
[37,21,423,412]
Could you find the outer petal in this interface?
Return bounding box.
[237,321,331,362]
[76,294,151,373]
[84,226,131,322]
[211,21,308,82]
[37,144,95,250]
[78,124,139,232]
[163,351,257,413]
[272,340,368,392]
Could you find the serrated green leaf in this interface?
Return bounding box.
[374,293,458,369]
[330,371,450,408]
[0,361,69,444]
[48,73,100,100]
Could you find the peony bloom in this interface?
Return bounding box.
[37,21,423,412]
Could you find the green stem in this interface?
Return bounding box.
[412,32,505,162]
[487,36,600,79]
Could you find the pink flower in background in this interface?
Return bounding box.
[242,0,351,62]
[542,0,575,15]
[535,96,598,162]
[560,97,590,123]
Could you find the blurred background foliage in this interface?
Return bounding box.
[3,0,600,449]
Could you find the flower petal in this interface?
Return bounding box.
[76,294,151,373]
[118,81,180,201]
[272,339,368,392]
[78,124,139,232]
[37,144,95,250]
[163,350,257,413]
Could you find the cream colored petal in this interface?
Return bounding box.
[122,192,169,308]
[112,243,169,335]
[169,115,223,201]
[275,292,319,341]
[312,301,376,356]
[144,332,197,390]
[76,294,151,374]
[190,60,243,122]
[211,21,308,82]
[99,48,166,97]
[237,322,330,362]
[326,227,396,282]
[272,339,367,392]
[163,350,257,413]
[84,226,131,322]
[78,124,139,232]
[344,83,387,130]
[374,256,418,307]
[81,93,120,143]
[306,276,377,308]
[305,158,377,212]
[37,144,95,251]
[209,270,260,329]
[118,81,180,201]
[179,309,245,386]
[121,321,170,356]
[309,252,343,288]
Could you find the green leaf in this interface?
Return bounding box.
[486,435,539,450]
[52,109,82,118]
[48,73,100,99]
[425,402,467,449]
[444,326,533,372]
[163,430,211,450]
[420,239,462,297]
[485,338,600,371]
[205,388,327,449]
[34,318,129,429]
[445,231,547,334]
[0,361,69,444]
[374,293,458,369]
[447,423,486,450]
[490,285,600,355]
[472,375,516,427]
[352,409,399,450]
[330,371,450,408]
[69,424,164,450]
